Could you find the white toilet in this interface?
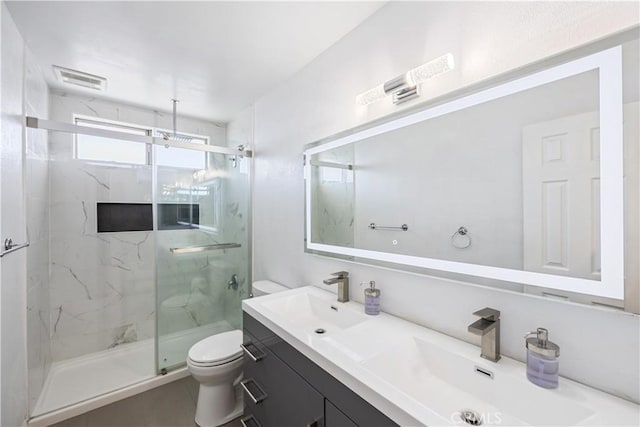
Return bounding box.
[252,279,289,297]
[187,330,244,427]
[187,280,289,427]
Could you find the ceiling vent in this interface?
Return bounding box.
[52,65,107,91]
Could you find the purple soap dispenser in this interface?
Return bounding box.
[363,281,380,315]
[525,327,560,389]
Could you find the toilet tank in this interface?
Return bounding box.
[252,280,289,297]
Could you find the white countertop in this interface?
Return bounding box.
[242,286,640,426]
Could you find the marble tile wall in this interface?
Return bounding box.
[49,161,155,360]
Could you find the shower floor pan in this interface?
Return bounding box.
[30,321,233,426]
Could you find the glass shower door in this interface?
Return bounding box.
[154,146,250,372]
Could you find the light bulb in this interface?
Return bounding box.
[356,84,386,106]
[405,53,455,86]
[356,53,455,106]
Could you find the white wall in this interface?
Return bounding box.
[250,1,640,403]
[226,104,254,150]
[1,3,49,425]
[1,5,27,425]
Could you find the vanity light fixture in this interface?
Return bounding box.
[356,53,455,106]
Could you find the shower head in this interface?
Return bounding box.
[160,131,193,143]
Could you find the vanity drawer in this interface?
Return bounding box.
[242,328,324,427]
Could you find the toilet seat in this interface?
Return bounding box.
[188,353,243,368]
[188,330,243,367]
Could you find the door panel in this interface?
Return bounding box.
[523,111,600,280]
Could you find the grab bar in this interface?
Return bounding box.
[368,223,408,231]
[170,243,241,254]
[309,160,353,170]
[0,238,30,258]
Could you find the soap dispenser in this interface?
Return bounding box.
[363,281,380,315]
[525,327,560,389]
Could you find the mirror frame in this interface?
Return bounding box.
[304,46,624,300]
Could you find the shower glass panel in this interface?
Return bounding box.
[155,146,250,372]
[30,138,156,417]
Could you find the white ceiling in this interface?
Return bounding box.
[6,1,384,122]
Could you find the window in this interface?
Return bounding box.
[75,117,150,165]
[74,116,209,169]
[154,129,208,170]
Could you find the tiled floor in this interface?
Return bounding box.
[50,377,242,427]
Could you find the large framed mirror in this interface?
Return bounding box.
[304,30,639,308]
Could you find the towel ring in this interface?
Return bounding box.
[451,226,471,249]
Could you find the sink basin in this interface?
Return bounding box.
[362,336,595,426]
[259,291,368,336]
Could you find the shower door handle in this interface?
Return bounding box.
[169,242,241,254]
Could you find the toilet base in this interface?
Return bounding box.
[195,382,243,427]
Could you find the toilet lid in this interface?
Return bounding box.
[252,280,288,295]
[188,330,243,365]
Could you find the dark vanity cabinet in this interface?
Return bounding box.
[240,330,324,427]
[240,313,398,427]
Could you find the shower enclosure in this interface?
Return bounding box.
[24,116,251,422]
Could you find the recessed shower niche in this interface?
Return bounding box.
[96,203,153,232]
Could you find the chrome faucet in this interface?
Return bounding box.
[323,271,349,303]
[468,307,501,362]
[227,274,238,290]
